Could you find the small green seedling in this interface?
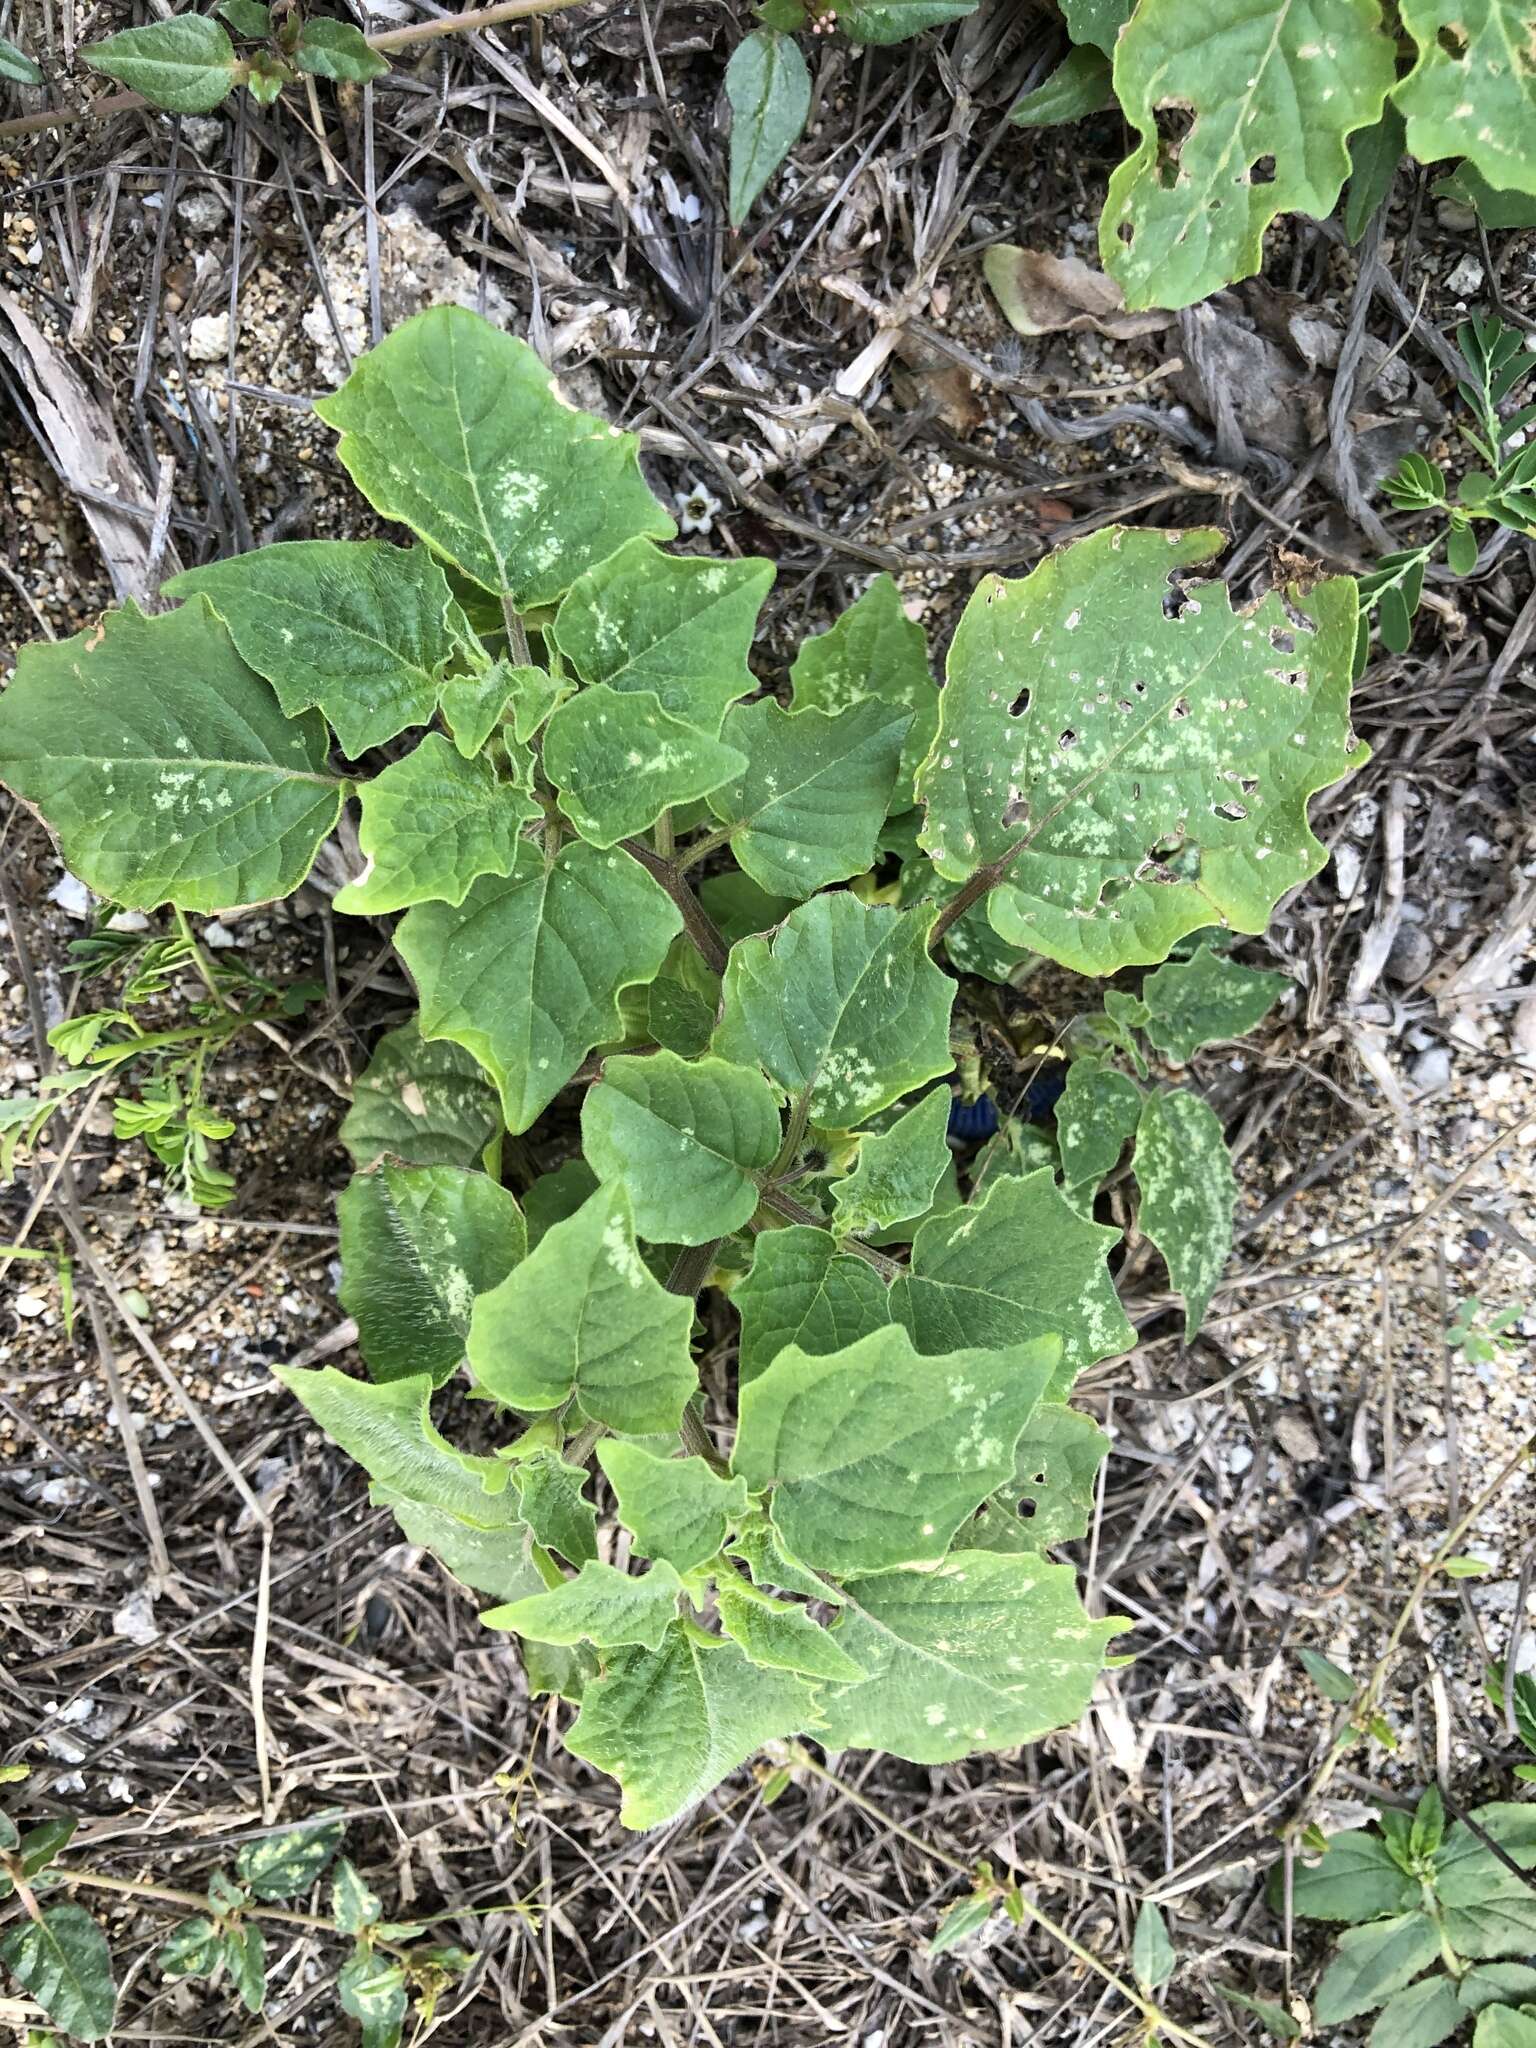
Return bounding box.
[1447,1296,1530,1368]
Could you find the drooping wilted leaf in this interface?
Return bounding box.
[1396,0,1536,203]
[1100,0,1396,308]
[396,839,681,1133]
[336,733,539,913]
[338,1162,525,1385]
[0,1905,118,2041]
[732,1224,892,1384]
[1134,1088,1235,1337]
[1138,945,1289,1063]
[828,1085,952,1238]
[339,1022,503,1171]
[789,573,938,805]
[468,1185,697,1433]
[725,28,811,224]
[84,14,238,111]
[543,686,747,847]
[315,307,673,605]
[598,1441,749,1574]
[483,1558,684,1652]
[917,528,1363,975]
[165,541,462,756]
[0,597,342,912]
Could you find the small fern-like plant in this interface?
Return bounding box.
[0,306,1367,1828]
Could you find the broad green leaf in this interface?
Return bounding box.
[507,664,570,745]
[892,1171,1133,1398]
[1473,2006,1536,2046]
[917,528,1364,974]
[549,537,773,734]
[597,1441,749,1574]
[725,29,811,224]
[438,661,556,758]
[0,1905,117,2041]
[646,939,721,1058]
[383,1494,547,1602]
[543,686,746,848]
[836,0,978,41]
[1133,1902,1176,1994]
[829,1085,951,1238]
[732,1224,891,1384]
[523,1158,600,1249]
[1436,1803,1536,1877]
[0,1817,76,1902]
[0,35,44,83]
[1313,1913,1442,2023]
[84,15,237,111]
[507,1449,598,1565]
[1298,1647,1356,1703]
[0,597,342,913]
[158,1917,223,1980]
[237,1820,342,1901]
[339,1021,502,1171]
[710,697,910,896]
[336,734,537,914]
[1459,1964,1536,2014]
[581,1050,781,1245]
[1344,105,1407,243]
[1369,1975,1467,2048]
[314,306,673,605]
[1485,1661,1536,1753]
[296,16,388,79]
[905,866,1036,984]
[1062,0,1131,49]
[223,1924,266,2012]
[1135,1089,1235,1337]
[1435,1804,1536,1958]
[967,1402,1110,1551]
[733,1326,1057,1574]
[1397,0,1536,202]
[1100,0,1396,309]
[1139,945,1288,1063]
[467,1185,696,1434]
[339,1950,407,2048]
[338,1162,525,1386]
[1009,44,1116,128]
[1056,1058,1141,1189]
[815,1550,1120,1761]
[396,839,682,1133]
[1435,162,1536,227]
[331,1859,383,1935]
[698,870,797,945]
[1277,1830,1420,1921]
[714,895,955,1127]
[715,1573,865,1682]
[929,1893,996,1955]
[483,1558,683,1652]
[565,1622,817,1828]
[275,1367,519,1529]
[790,573,937,806]
[729,1510,841,1605]
[165,541,461,756]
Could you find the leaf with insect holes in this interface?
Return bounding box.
[917,528,1363,974]
[482,1558,684,1652]
[339,1022,502,1172]
[565,1623,817,1829]
[836,0,979,41]
[1275,1830,1420,1921]
[0,1905,117,2042]
[275,1367,521,1531]
[1100,0,1396,309]
[338,1162,525,1386]
[0,34,44,82]
[790,573,938,807]
[1135,1088,1234,1337]
[550,540,774,735]
[543,687,747,848]
[84,14,238,110]
[1139,945,1289,1063]
[1313,1913,1442,2023]
[966,1401,1111,1551]
[467,1185,697,1434]
[725,28,810,224]
[715,1573,866,1682]
[814,1549,1123,1762]
[710,698,911,896]
[0,598,342,913]
[335,733,540,914]
[315,306,673,605]
[1056,1058,1141,1189]
[236,1820,343,1901]
[598,1442,749,1575]
[165,541,464,755]
[733,1326,1058,1574]
[395,838,682,1134]
[829,1086,952,1239]
[295,17,388,79]
[892,1170,1133,1399]
[732,1224,892,1384]
[1396,0,1536,201]
[714,896,955,1128]
[1009,44,1116,126]
[581,1050,782,1245]
[1133,1902,1175,1994]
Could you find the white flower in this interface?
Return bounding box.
[674,482,721,535]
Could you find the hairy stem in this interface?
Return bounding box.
[620,839,728,974]
[768,1088,813,1181]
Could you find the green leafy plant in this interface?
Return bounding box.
[1360,314,1536,663]
[1448,1296,1531,1369]
[0,33,43,86]
[83,1,385,113]
[1488,1663,1536,1786]
[0,1807,471,2045]
[0,304,1367,1829]
[1277,1788,1536,2046]
[1012,0,1536,308]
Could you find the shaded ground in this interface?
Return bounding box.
[3,2,1536,2041]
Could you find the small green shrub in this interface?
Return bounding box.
[0,305,1367,1827]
